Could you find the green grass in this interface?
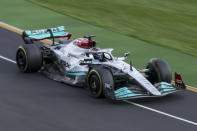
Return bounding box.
[0,0,197,86]
[28,0,197,57]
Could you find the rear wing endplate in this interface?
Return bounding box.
[22,26,72,45]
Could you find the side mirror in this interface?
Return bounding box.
[123,52,131,57]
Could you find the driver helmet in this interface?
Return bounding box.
[95,53,102,59]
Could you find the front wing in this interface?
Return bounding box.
[111,82,184,100]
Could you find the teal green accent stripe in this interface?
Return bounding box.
[114,87,129,93]
[116,93,144,98]
[115,87,145,99]
[160,82,176,93]
[66,72,87,76]
[25,26,68,39]
[160,88,176,93]
[160,82,175,89]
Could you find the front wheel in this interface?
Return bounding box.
[146,58,172,84]
[87,68,114,98]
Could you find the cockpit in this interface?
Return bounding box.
[86,52,113,62]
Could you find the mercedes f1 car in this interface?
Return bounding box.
[16,26,186,100]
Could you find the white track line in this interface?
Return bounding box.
[0,55,16,64]
[123,100,197,126]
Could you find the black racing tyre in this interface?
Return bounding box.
[87,68,114,98]
[146,58,172,84]
[16,44,43,73]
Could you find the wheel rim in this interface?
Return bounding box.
[16,49,27,70]
[89,75,101,95]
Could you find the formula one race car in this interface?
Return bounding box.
[16,26,186,100]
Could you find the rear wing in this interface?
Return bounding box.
[22,26,72,45]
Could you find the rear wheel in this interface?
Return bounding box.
[146,58,172,84]
[16,44,43,73]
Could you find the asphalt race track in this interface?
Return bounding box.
[1,27,197,131]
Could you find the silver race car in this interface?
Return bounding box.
[16,26,185,100]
